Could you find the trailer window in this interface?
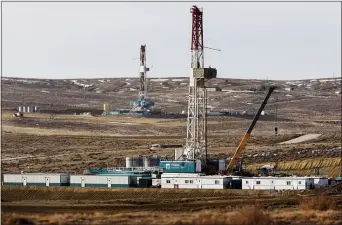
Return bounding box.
[215,180,220,184]
[286,181,291,185]
[166,180,171,183]
[245,181,248,184]
[256,181,261,184]
[190,180,194,184]
[185,180,189,184]
[298,181,301,184]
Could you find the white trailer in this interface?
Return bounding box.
[161,173,232,189]
[199,175,232,189]
[242,177,315,190]
[70,175,130,188]
[3,173,69,186]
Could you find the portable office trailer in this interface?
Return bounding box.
[242,177,315,190]
[200,176,232,189]
[161,173,232,189]
[161,173,202,189]
[3,173,69,186]
[70,175,131,188]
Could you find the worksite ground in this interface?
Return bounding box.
[2,112,341,176]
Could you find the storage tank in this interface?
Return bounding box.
[34,106,40,113]
[218,159,226,171]
[143,157,150,168]
[149,156,160,167]
[27,106,33,113]
[125,157,133,168]
[18,106,23,113]
[103,103,109,111]
[132,157,143,167]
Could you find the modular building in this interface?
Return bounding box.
[242,177,315,190]
[161,173,232,189]
[70,175,131,188]
[70,173,153,188]
[3,173,69,186]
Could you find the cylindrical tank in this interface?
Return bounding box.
[125,157,133,168]
[22,106,27,113]
[143,157,150,168]
[218,159,226,171]
[34,106,40,113]
[27,106,32,113]
[132,157,143,167]
[103,103,109,111]
[18,106,23,113]
[150,156,160,167]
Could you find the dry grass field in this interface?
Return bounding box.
[1,77,341,225]
[1,185,342,225]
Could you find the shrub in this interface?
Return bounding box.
[2,215,35,225]
[229,206,273,225]
[299,195,338,211]
[181,206,273,225]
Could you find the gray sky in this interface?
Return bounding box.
[2,2,341,80]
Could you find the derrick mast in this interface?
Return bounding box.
[183,6,217,165]
[131,45,154,112]
[139,45,148,99]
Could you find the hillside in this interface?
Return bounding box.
[1,77,341,120]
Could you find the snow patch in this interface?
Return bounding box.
[71,80,94,88]
[151,78,169,82]
[166,99,179,103]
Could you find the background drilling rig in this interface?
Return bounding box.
[182,6,217,165]
[130,45,154,113]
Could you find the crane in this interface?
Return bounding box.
[225,86,277,175]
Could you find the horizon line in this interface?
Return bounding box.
[1,75,341,82]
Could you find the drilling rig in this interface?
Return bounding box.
[181,6,217,165]
[131,45,154,113]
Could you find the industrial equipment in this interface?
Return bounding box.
[130,45,155,113]
[225,86,277,175]
[181,6,217,165]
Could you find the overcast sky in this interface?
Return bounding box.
[2,2,341,80]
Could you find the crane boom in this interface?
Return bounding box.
[226,86,277,173]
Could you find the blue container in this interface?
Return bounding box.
[87,168,151,177]
[159,161,196,173]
